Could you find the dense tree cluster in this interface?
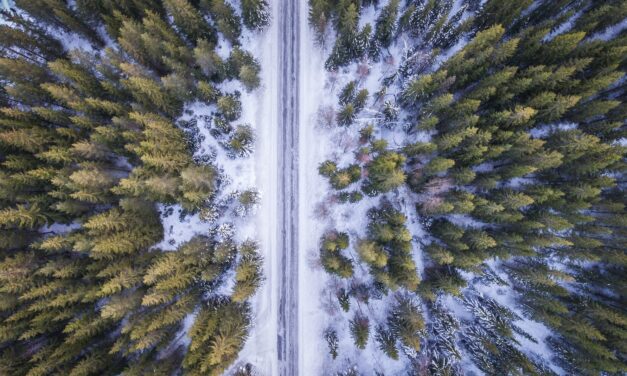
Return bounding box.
[359,202,419,291]
[320,230,354,278]
[0,0,268,374]
[312,0,626,373]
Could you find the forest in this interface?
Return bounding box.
[308,0,626,375]
[0,0,625,375]
[0,0,269,375]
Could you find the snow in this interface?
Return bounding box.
[299,6,334,374]
[153,98,258,251]
[174,311,197,348]
[450,0,465,16]
[39,221,81,235]
[447,214,486,229]
[441,294,473,322]
[530,122,578,138]
[57,29,97,53]
[519,0,543,18]
[295,0,482,371]
[358,0,382,29]
[473,259,565,375]
[433,36,468,70]
[543,11,584,42]
[0,0,12,12]
[297,6,401,374]
[0,5,99,53]
[295,1,573,372]
[4,0,608,373]
[229,2,279,374]
[589,18,627,41]
[298,3,431,373]
[153,204,207,251]
[215,35,234,60]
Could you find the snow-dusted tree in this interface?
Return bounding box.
[241,0,270,30]
[375,325,399,359]
[349,312,370,350]
[320,231,354,278]
[324,328,339,359]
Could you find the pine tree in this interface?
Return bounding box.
[475,0,533,30]
[308,0,332,42]
[241,0,270,30]
[388,295,424,352]
[324,328,339,359]
[372,0,399,51]
[217,93,243,121]
[0,0,266,372]
[232,241,263,302]
[349,312,370,350]
[363,151,406,194]
[184,300,251,375]
[0,204,47,229]
[357,239,388,268]
[194,38,227,80]
[337,288,351,312]
[375,325,399,359]
[202,0,242,45]
[14,0,104,46]
[226,124,255,158]
[164,0,217,45]
[309,0,627,372]
[320,231,354,278]
[0,12,64,61]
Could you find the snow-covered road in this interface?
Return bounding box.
[277,0,300,374]
[237,2,322,374]
[235,1,300,373]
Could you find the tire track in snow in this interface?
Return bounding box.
[277,0,300,375]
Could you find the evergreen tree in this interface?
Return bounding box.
[363,150,406,195]
[349,312,370,350]
[320,231,354,278]
[324,328,339,359]
[371,0,399,53]
[164,0,217,45]
[202,0,242,45]
[241,0,270,30]
[14,0,104,46]
[308,0,332,42]
[375,325,399,359]
[388,295,424,352]
[311,0,627,372]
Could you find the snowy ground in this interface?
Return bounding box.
[298,3,330,373]
[0,0,12,12]
[228,1,280,374]
[295,0,568,374]
[150,3,280,374]
[298,2,414,373]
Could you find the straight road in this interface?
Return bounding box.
[276,0,300,375]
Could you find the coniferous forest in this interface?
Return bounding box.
[0,0,626,375]
[0,0,268,375]
[309,0,626,375]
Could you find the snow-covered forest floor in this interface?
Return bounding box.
[235,1,279,374]
[300,3,425,373]
[297,0,571,374]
